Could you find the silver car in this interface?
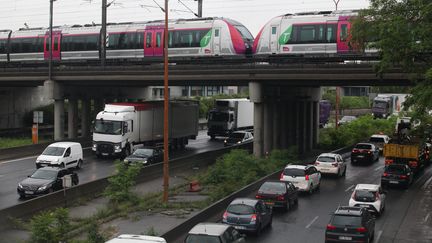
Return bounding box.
[185,223,245,243]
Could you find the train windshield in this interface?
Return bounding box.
[208,111,229,122]
[234,25,254,41]
[373,101,388,108]
[94,120,123,135]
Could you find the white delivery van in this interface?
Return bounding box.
[35,142,83,169]
[105,234,167,243]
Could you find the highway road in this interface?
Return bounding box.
[221,156,432,243]
[0,130,223,210]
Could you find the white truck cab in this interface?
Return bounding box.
[36,142,83,169]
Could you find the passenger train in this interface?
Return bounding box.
[0,10,373,64]
[0,17,254,62]
[253,10,374,57]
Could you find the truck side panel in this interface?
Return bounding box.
[138,108,163,142]
[384,144,419,159]
[236,100,254,129]
[170,101,199,139]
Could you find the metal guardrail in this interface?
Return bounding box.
[0,142,252,231]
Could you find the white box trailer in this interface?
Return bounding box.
[207,98,253,138]
[92,100,199,157]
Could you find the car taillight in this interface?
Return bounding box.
[351,192,356,199]
[315,161,320,166]
[409,161,418,167]
[367,150,372,154]
[256,194,263,199]
[385,159,393,165]
[326,224,336,230]
[399,175,408,179]
[223,211,228,220]
[305,175,309,181]
[250,214,257,223]
[356,227,367,233]
[280,172,284,180]
[382,172,388,177]
[352,149,359,153]
[277,195,285,200]
[332,163,338,167]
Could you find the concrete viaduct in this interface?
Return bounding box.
[0,62,415,157]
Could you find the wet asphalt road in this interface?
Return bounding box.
[232,156,432,243]
[0,130,224,210]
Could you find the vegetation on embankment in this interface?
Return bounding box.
[0,137,33,149]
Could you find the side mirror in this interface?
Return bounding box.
[27,175,30,177]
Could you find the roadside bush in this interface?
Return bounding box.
[322,91,370,109]
[29,208,70,243]
[319,114,396,149]
[103,161,143,204]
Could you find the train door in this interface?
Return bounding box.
[337,20,351,53]
[213,28,221,55]
[44,31,61,60]
[144,29,164,57]
[144,31,154,56]
[153,29,163,57]
[270,25,278,54]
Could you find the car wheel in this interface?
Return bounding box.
[285,201,290,211]
[210,135,216,140]
[316,182,321,191]
[294,197,299,205]
[75,159,83,170]
[48,188,54,194]
[18,194,25,199]
[268,215,273,227]
[255,223,262,236]
[36,164,41,169]
[60,163,65,168]
[309,185,314,195]
[343,167,347,176]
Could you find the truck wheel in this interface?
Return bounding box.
[123,145,131,158]
[210,135,216,140]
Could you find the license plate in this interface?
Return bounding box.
[234,226,245,230]
[321,168,329,171]
[102,153,108,156]
[359,205,369,208]
[265,201,274,205]
[390,181,399,184]
[357,155,364,158]
[339,236,352,240]
[25,191,34,194]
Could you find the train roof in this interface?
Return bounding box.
[281,9,360,19]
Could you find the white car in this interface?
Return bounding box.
[105,234,167,243]
[349,184,386,216]
[369,134,390,152]
[314,153,346,177]
[280,165,321,194]
[36,142,83,169]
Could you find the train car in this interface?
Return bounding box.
[0,30,11,62]
[2,17,253,63]
[253,10,362,57]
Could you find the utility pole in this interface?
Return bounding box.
[163,0,170,203]
[333,0,341,11]
[49,0,55,80]
[335,87,340,129]
[194,0,202,17]
[101,0,107,66]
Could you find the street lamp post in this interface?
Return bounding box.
[162,0,170,203]
[49,0,55,80]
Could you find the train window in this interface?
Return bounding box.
[10,37,44,53]
[215,29,219,37]
[272,27,277,35]
[318,25,325,42]
[0,39,7,53]
[146,32,152,48]
[326,24,337,43]
[61,35,99,52]
[340,24,348,41]
[54,37,59,51]
[156,32,162,47]
[168,29,210,48]
[234,25,254,41]
[299,25,315,43]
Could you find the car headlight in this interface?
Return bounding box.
[36,160,41,163]
[237,141,241,144]
[114,143,121,151]
[38,185,50,191]
[18,183,23,189]
[124,159,129,163]
[92,143,97,149]
[224,140,227,143]
[143,160,148,164]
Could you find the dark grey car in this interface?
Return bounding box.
[222,198,272,235]
[123,148,163,165]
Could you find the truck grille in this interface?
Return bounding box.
[98,143,114,154]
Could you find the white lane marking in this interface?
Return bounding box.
[0,174,3,178]
[345,185,355,192]
[374,165,384,171]
[375,230,383,243]
[424,213,430,223]
[305,216,319,229]
[0,155,38,165]
[83,147,92,150]
[422,176,432,190]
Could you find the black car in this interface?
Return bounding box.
[123,147,163,165]
[325,206,375,243]
[224,131,253,147]
[17,167,79,198]
[222,198,272,235]
[255,180,298,211]
[381,164,414,188]
[351,143,380,164]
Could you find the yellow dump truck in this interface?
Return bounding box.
[384,142,430,173]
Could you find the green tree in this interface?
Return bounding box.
[30,208,71,243]
[350,0,432,120]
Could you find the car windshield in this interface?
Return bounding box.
[259,182,286,194]
[42,146,65,156]
[369,137,385,143]
[229,133,245,139]
[385,165,406,174]
[208,111,228,122]
[31,169,58,180]
[283,168,305,177]
[354,190,376,202]
[227,204,255,215]
[355,144,372,150]
[331,215,362,227]
[132,149,154,157]
[185,235,221,243]
[341,116,355,122]
[94,120,123,135]
[373,101,387,108]
[317,156,335,162]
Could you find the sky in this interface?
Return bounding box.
[0,0,370,36]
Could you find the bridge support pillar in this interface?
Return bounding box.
[264,101,273,156]
[313,101,319,147]
[305,101,313,152]
[273,102,280,150]
[68,98,78,139]
[81,98,91,138]
[94,99,104,116]
[249,82,264,157]
[54,99,65,141]
[286,102,296,147]
[298,101,307,154]
[280,102,288,149]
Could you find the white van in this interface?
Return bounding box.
[105,234,167,243]
[36,142,83,169]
